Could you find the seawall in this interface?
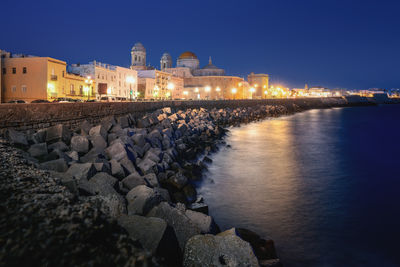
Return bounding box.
[0,97,375,131]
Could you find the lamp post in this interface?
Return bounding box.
[126,76,135,101]
[205,86,211,100]
[250,87,256,99]
[167,82,174,100]
[85,76,93,101]
[231,88,237,100]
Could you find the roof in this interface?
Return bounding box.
[178,51,198,60]
[132,42,146,52]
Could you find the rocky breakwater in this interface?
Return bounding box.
[2,103,325,266]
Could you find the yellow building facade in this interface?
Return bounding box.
[247,72,269,99]
[1,55,94,103]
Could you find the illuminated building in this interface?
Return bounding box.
[0,50,93,103]
[247,72,269,99]
[69,61,138,101]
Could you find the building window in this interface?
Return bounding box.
[70,84,74,94]
[79,85,83,95]
[23,67,27,74]
[22,85,27,93]
[135,55,137,61]
[12,68,16,74]
[62,71,64,77]
[2,68,5,74]
[12,86,16,92]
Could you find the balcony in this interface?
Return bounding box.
[50,75,58,81]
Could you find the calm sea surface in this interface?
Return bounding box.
[198,105,400,267]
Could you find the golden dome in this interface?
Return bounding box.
[178,51,198,59]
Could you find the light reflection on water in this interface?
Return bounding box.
[199,106,400,267]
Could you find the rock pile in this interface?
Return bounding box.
[3,105,294,266]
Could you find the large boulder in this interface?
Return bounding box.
[122,173,146,190]
[110,159,125,179]
[66,163,97,182]
[167,172,188,190]
[131,133,146,147]
[89,125,107,140]
[90,172,118,187]
[118,214,181,265]
[185,209,219,234]
[40,158,68,172]
[90,135,107,152]
[28,143,48,158]
[183,231,259,267]
[70,135,89,154]
[105,142,127,161]
[137,158,157,175]
[8,129,28,147]
[147,202,202,251]
[125,185,164,215]
[48,141,69,152]
[45,124,71,144]
[80,120,92,134]
[144,173,159,188]
[118,156,136,175]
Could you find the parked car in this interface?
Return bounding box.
[85,99,98,102]
[31,99,50,103]
[7,100,26,104]
[53,98,75,103]
[100,96,116,102]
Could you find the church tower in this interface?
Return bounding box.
[131,42,147,70]
[160,52,172,70]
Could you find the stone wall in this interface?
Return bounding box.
[0,98,347,131]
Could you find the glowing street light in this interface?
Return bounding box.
[167,82,174,90]
[205,86,211,92]
[216,87,221,92]
[250,87,256,99]
[194,87,199,93]
[107,88,112,95]
[126,76,135,101]
[231,88,237,99]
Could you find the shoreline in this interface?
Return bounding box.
[0,98,382,266]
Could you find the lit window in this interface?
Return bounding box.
[22,85,27,93]
[12,68,16,74]
[23,67,27,74]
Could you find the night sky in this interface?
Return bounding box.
[1,0,399,89]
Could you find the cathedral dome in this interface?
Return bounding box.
[132,42,146,52]
[178,51,198,59]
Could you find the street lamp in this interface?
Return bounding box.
[231,88,237,99]
[250,87,256,99]
[85,76,93,101]
[167,83,174,100]
[126,76,135,101]
[205,86,211,100]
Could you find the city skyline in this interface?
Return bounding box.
[1,0,399,89]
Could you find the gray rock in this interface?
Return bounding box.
[131,133,146,147]
[89,125,107,140]
[40,158,68,172]
[118,214,166,253]
[137,158,157,175]
[93,162,111,174]
[80,120,92,134]
[70,135,89,154]
[144,173,159,188]
[183,232,259,267]
[66,163,97,182]
[147,202,202,251]
[90,172,118,187]
[90,135,107,152]
[45,124,71,144]
[117,115,130,128]
[100,116,116,132]
[122,173,146,190]
[105,142,127,161]
[185,209,218,234]
[8,129,28,146]
[28,143,48,158]
[259,259,282,267]
[167,172,188,190]
[93,193,127,218]
[126,185,164,215]
[110,159,125,179]
[33,129,47,143]
[119,156,136,175]
[49,171,78,195]
[48,141,69,152]
[66,150,79,161]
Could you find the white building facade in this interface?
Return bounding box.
[69,61,137,101]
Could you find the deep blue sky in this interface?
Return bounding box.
[1,0,399,89]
